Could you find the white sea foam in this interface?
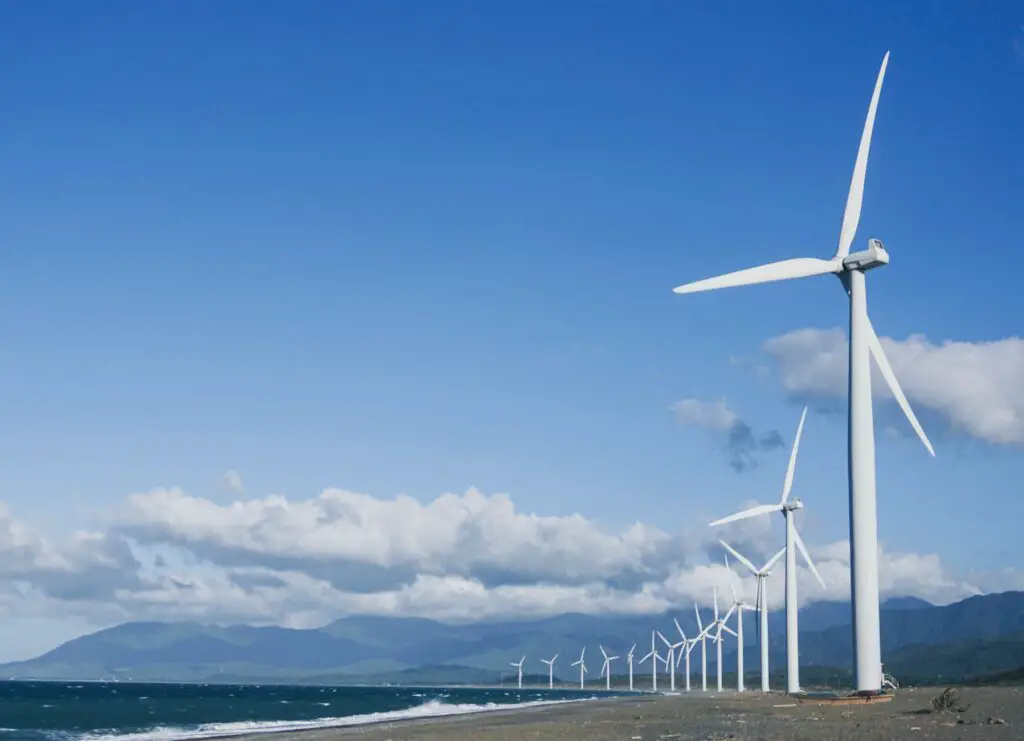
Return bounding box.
[75,697,590,741]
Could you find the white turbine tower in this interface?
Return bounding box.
[656,630,684,691]
[720,540,785,692]
[723,551,758,692]
[540,653,558,689]
[599,645,619,690]
[626,643,637,691]
[672,52,934,693]
[510,656,526,689]
[639,630,665,692]
[694,604,710,691]
[570,648,587,689]
[710,407,828,693]
[709,586,738,692]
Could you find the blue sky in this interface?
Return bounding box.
[0,1,1022,658]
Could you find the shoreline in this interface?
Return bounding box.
[223,687,1021,741]
[199,694,630,741]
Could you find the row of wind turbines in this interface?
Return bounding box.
[507,408,823,694]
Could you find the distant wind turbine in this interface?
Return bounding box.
[626,643,637,691]
[540,653,558,689]
[723,551,758,692]
[673,52,935,693]
[599,645,619,690]
[656,629,684,691]
[694,604,710,691]
[509,655,526,689]
[709,586,738,692]
[639,630,665,692]
[720,539,785,692]
[710,407,827,693]
[570,648,587,689]
[671,617,697,692]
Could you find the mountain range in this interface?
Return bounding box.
[3,591,1022,687]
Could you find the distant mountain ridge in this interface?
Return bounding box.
[3,592,1022,686]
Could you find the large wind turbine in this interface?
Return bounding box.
[672,52,934,693]
[710,407,827,693]
[540,653,558,689]
[510,656,526,689]
[709,586,738,692]
[626,643,637,691]
[599,645,619,690]
[571,648,587,689]
[720,539,786,692]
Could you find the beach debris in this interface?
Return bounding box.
[929,687,969,714]
[910,726,921,731]
[773,703,797,708]
[987,717,1007,725]
[841,711,854,720]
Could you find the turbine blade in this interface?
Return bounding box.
[792,527,827,589]
[713,586,719,620]
[835,52,890,260]
[722,624,738,638]
[722,604,737,625]
[657,631,671,648]
[780,406,808,504]
[867,317,936,457]
[694,603,704,632]
[762,546,786,573]
[719,540,758,575]
[673,257,839,295]
[710,503,783,527]
[673,617,687,642]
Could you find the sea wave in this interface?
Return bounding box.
[74,696,590,741]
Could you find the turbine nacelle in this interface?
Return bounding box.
[842,238,889,272]
[782,498,804,513]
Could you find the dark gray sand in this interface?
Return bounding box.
[241,687,1022,741]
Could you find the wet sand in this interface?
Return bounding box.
[239,687,1022,741]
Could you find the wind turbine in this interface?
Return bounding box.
[710,407,827,693]
[720,539,786,692]
[656,630,684,691]
[540,653,558,689]
[671,617,697,692]
[599,645,619,690]
[672,52,934,693]
[570,648,587,689]
[510,656,526,689]
[694,604,710,691]
[709,586,738,692]
[723,551,758,692]
[626,643,637,691]
[639,630,665,691]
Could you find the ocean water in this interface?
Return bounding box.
[0,681,608,741]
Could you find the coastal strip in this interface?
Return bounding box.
[228,687,1022,741]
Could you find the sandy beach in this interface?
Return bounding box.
[240,687,1022,741]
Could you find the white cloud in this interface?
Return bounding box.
[671,398,739,431]
[764,328,1024,446]
[221,470,245,496]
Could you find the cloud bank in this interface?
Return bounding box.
[0,484,988,641]
[670,398,785,471]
